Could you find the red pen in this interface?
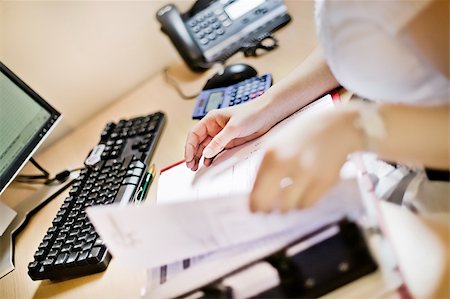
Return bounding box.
[159,160,186,174]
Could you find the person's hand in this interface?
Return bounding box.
[185,96,279,171]
[250,106,364,212]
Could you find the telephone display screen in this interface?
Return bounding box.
[225,0,265,20]
[205,92,224,113]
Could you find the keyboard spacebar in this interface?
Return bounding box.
[114,184,137,206]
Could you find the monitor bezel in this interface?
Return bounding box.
[0,61,61,195]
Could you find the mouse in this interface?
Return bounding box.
[203,63,258,90]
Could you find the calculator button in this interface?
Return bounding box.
[208,33,217,40]
[200,38,209,45]
[193,26,201,33]
[212,23,221,29]
[188,19,197,27]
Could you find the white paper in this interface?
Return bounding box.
[143,181,362,299]
[87,178,361,271]
[157,94,335,204]
[86,94,359,298]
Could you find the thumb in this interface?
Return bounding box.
[203,126,236,158]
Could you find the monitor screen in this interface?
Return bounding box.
[0,62,61,195]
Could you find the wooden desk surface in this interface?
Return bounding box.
[1,1,444,298]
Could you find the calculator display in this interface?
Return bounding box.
[205,92,224,113]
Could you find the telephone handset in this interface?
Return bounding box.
[157,0,291,72]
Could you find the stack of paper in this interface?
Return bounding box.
[87,95,364,298]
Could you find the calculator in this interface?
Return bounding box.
[192,74,272,119]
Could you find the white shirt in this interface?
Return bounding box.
[315,0,449,105]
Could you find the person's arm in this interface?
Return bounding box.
[250,102,449,212]
[185,46,339,170]
[200,46,340,159]
[374,103,449,169]
[261,46,340,123]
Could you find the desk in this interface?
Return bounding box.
[0,1,446,298]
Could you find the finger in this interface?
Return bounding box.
[185,129,205,165]
[280,176,310,213]
[250,150,285,213]
[296,180,329,209]
[224,131,264,149]
[185,114,224,167]
[203,125,238,158]
[204,157,214,167]
[194,136,213,166]
[205,132,260,167]
[186,159,196,170]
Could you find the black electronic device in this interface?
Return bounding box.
[0,62,62,280]
[192,73,272,119]
[163,219,378,299]
[28,111,166,280]
[203,63,257,89]
[156,0,291,72]
[0,62,61,196]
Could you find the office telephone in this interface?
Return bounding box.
[156,0,291,72]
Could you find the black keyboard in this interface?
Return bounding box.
[28,111,165,280]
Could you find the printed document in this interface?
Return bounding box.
[157,94,335,203]
[86,94,364,297]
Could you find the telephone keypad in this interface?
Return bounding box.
[189,9,231,47]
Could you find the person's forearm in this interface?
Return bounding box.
[375,104,450,169]
[347,102,450,169]
[263,46,339,122]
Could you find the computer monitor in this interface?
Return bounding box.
[0,61,61,278]
[0,61,61,196]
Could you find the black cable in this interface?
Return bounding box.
[163,67,200,100]
[29,157,50,176]
[17,157,50,181]
[15,165,84,185]
[242,34,279,58]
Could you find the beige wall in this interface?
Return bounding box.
[0,1,312,148]
[0,0,193,147]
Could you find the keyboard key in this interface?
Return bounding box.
[55,253,69,268]
[76,250,90,265]
[66,252,79,267]
[88,246,106,264]
[42,258,54,271]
